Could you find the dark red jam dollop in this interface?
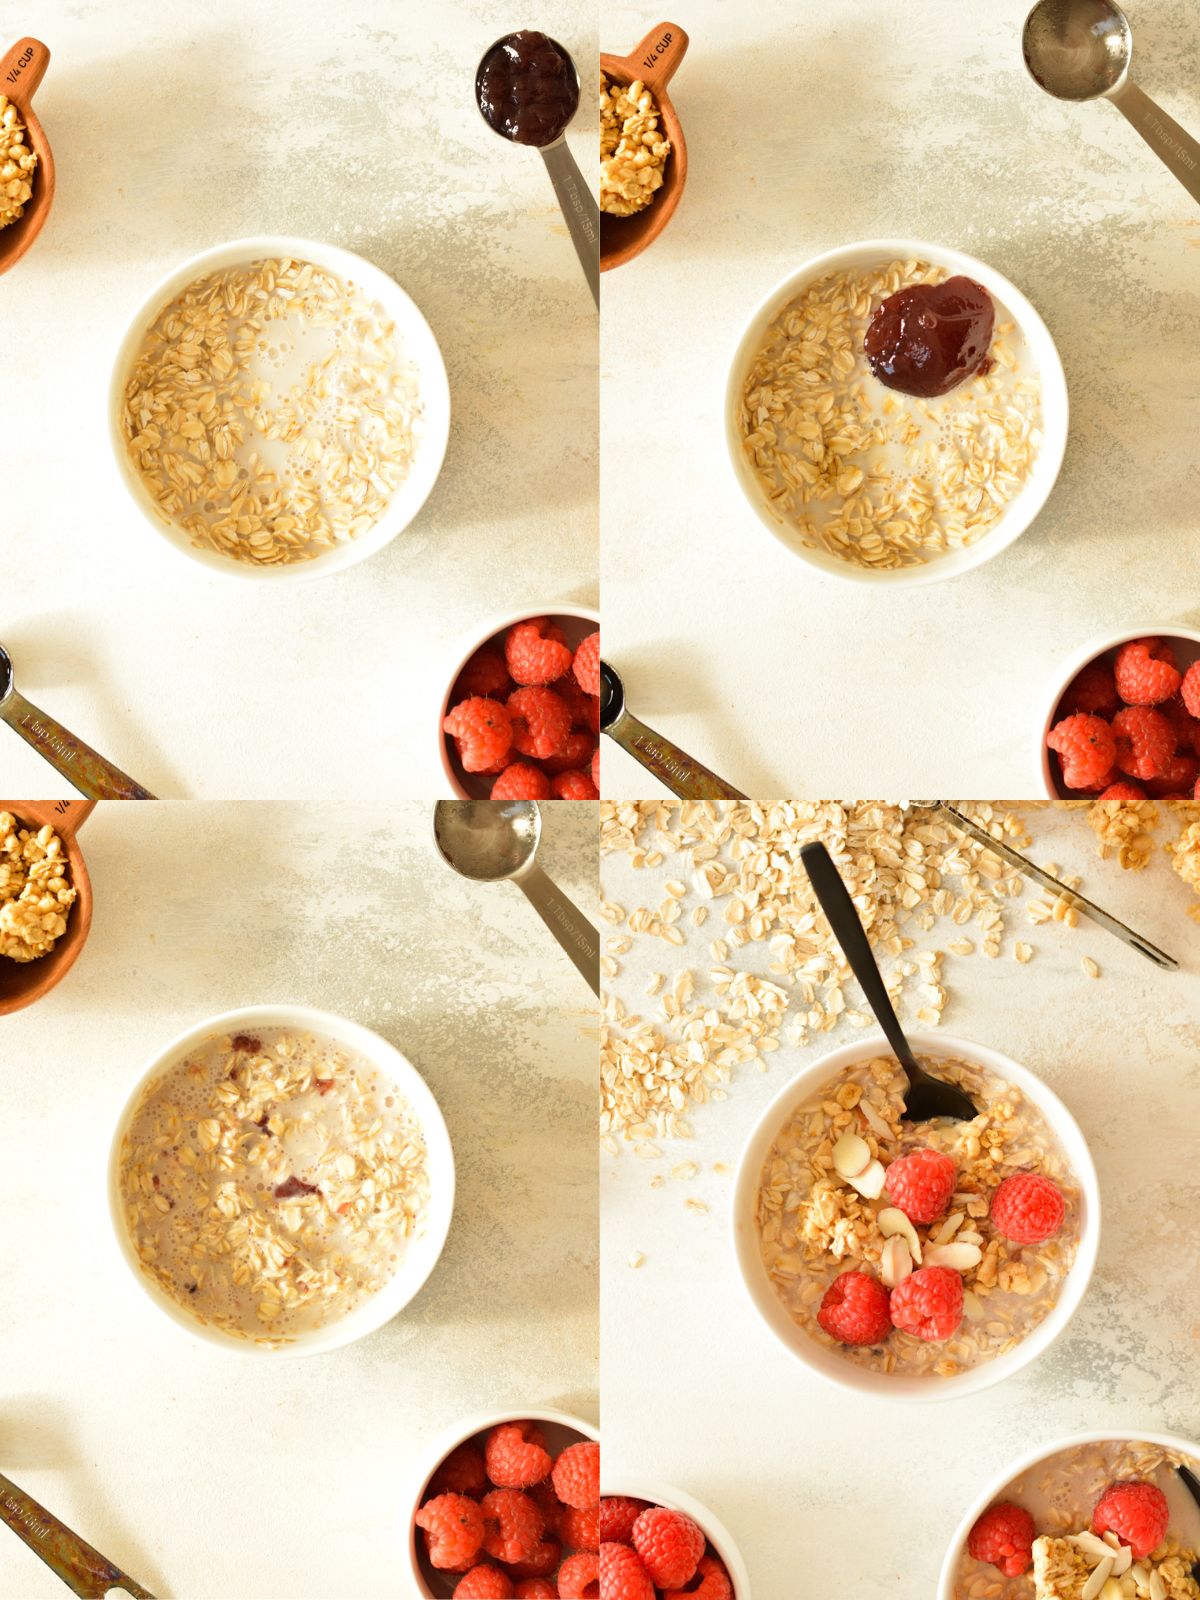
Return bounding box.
[476,31,579,147]
[864,276,995,398]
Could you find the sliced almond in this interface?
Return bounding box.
[924,1242,983,1272]
[880,1235,913,1288]
[1150,1570,1167,1600]
[832,1131,872,1180]
[857,1099,893,1140]
[877,1207,923,1265]
[1081,1557,1114,1600]
[845,1158,885,1200]
[1097,1579,1125,1600]
[1071,1533,1116,1563]
[930,1211,964,1248]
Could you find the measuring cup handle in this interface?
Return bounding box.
[0,38,51,106]
[540,140,600,308]
[0,689,156,800]
[517,862,600,996]
[621,22,689,97]
[604,710,748,800]
[1112,82,1200,206]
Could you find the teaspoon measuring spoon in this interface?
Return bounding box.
[1023,0,1200,206]
[600,662,748,801]
[0,1470,156,1598]
[0,645,156,800]
[433,800,599,995]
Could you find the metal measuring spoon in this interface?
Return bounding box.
[475,31,599,307]
[0,644,156,800]
[1023,0,1200,205]
[433,800,599,995]
[0,1470,155,1597]
[801,841,979,1123]
[600,662,748,801]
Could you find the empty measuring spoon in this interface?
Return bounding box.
[600,661,748,800]
[0,37,55,278]
[1023,0,1200,205]
[433,800,599,995]
[800,840,979,1124]
[476,30,599,307]
[0,1470,155,1597]
[0,644,156,800]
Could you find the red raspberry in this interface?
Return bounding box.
[552,671,595,729]
[591,746,600,791]
[508,686,572,761]
[485,1422,552,1490]
[508,1537,560,1579]
[514,1583,557,1599]
[561,1502,599,1551]
[1145,751,1199,797]
[884,1147,957,1224]
[432,1441,489,1497]
[480,1489,544,1565]
[816,1270,892,1346]
[416,1493,486,1570]
[444,697,513,774]
[455,1569,514,1599]
[967,1502,1037,1577]
[506,620,574,687]
[558,1550,600,1598]
[1114,638,1180,706]
[1092,1480,1170,1559]
[526,1481,564,1537]
[455,645,513,701]
[600,1497,650,1546]
[600,1543,655,1600]
[1047,714,1117,790]
[541,730,596,773]
[1063,660,1120,718]
[632,1506,705,1589]
[1113,705,1176,780]
[491,763,552,801]
[551,769,599,800]
[573,631,600,696]
[1161,695,1200,755]
[1096,782,1146,802]
[991,1173,1065,1244]
[664,1554,735,1600]
[889,1266,963,1341]
[552,1441,599,1512]
[1182,662,1200,719]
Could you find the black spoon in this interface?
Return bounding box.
[1176,1463,1200,1581]
[800,840,978,1124]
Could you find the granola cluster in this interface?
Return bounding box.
[599,73,671,217]
[0,811,76,963]
[0,95,37,232]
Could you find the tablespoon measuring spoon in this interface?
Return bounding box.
[1023,0,1200,205]
[476,31,599,307]
[0,645,155,799]
[433,800,599,995]
[600,662,748,800]
[0,1470,155,1597]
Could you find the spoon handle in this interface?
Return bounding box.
[800,841,921,1076]
[0,689,156,800]
[0,1471,156,1598]
[539,140,600,308]
[516,863,600,996]
[603,712,747,800]
[0,38,51,109]
[935,804,1178,971]
[1112,82,1200,206]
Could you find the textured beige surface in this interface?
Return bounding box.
[0,801,597,1598]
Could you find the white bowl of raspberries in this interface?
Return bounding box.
[600,1480,750,1599]
[407,1408,600,1596]
[1041,628,1200,799]
[439,608,601,801]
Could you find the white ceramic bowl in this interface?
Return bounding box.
[437,604,600,798]
[108,1004,455,1355]
[732,1030,1100,1402]
[937,1428,1200,1599]
[724,238,1069,588]
[406,1407,599,1597]
[1040,625,1200,797]
[602,1476,752,1599]
[108,235,451,584]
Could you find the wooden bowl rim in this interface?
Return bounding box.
[599,46,688,271]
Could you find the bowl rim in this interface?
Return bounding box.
[0,801,94,1016]
[935,1427,1200,1599]
[436,603,601,797]
[730,1028,1100,1403]
[106,1003,456,1357]
[602,1475,752,1597]
[106,234,451,586]
[405,1406,600,1595]
[722,236,1070,589]
[1038,624,1200,796]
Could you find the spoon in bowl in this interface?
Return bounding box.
[476,30,599,307]
[0,644,156,800]
[800,840,979,1123]
[1023,0,1200,205]
[0,1469,155,1597]
[1176,1464,1200,1581]
[0,38,55,278]
[600,662,748,800]
[433,800,599,995]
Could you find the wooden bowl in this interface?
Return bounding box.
[0,800,95,1016]
[0,38,54,278]
[600,23,688,272]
